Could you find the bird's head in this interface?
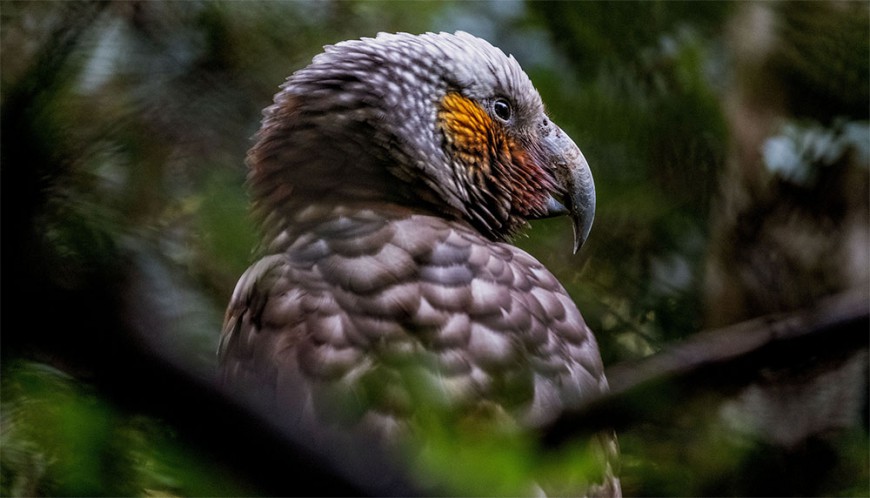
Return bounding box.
[249,31,595,253]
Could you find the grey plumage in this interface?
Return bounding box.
[221,209,606,428]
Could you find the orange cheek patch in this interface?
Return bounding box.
[437,92,550,224]
[438,93,501,177]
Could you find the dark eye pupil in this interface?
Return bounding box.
[494,99,511,121]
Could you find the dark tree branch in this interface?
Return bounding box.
[543,287,870,446]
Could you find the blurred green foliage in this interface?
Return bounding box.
[1,1,866,496]
[1,361,251,496]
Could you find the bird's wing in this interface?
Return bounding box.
[219,210,606,437]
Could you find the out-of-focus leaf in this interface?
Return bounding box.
[0,361,252,496]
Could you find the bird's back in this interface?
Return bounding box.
[219,205,607,438]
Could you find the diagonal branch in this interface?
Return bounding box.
[542,287,870,446]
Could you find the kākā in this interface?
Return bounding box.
[218,31,618,495]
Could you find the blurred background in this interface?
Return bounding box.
[2,1,867,496]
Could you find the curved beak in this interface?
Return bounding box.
[536,122,596,254]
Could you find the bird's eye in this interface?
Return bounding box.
[493,99,512,121]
